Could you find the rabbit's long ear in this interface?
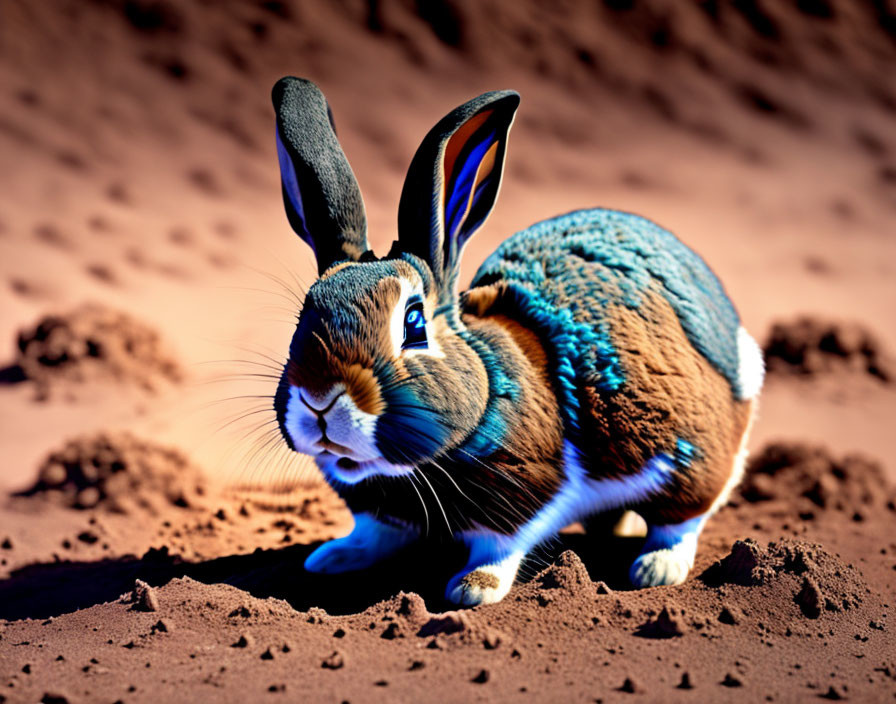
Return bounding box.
[398,90,519,296]
[273,77,369,275]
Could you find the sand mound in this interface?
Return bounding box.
[13,303,182,398]
[763,316,894,382]
[19,431,206,513]
[737,441,895,520]
[701,538,867,619]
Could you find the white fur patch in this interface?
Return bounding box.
[284,384,413,484]
[736,326,765,400]
[446,551,524,606]
[323,394,380,461]
[629,513,708,587]
[461,442,683,559]
[316,454,415,484]
[283,385,325,456]
[708,400,757,516]
[629,541,697,587]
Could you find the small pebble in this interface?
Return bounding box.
[472,669,490,684]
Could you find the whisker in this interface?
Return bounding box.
[216,284,302,310]
[255,267,307,305]
[195,358,283,373]
[426,459,488,530]
[197,396,274,412]
[215,407,278,435]
[198,373,282,384]
[225,345,289,371]
[241,429,289,482]
[415,466,452,535]
[406,473,430,537]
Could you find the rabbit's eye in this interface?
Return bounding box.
[402,297,427,350]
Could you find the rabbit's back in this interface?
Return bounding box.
[466,208,756,513]
[471,209,741,391]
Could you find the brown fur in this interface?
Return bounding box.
[463,282,751,528]
[401,319,490,450]
[464,313,565,492]
[341,363,384,416]
[576,287,751,523]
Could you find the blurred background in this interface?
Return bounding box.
[1,0,895,494]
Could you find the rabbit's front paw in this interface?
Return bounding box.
[304,538,376,574]
[446,551,523,606]
[446,567,512,606]
[304,513,416,574]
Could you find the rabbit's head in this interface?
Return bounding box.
[272,77,519,485]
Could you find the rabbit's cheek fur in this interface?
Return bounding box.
[403,333,488,434]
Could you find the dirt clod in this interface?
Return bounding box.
[472,669,490,684]
[40,694,71,704]
[537,550,592,591]
[721,673,743,687]
[796,577,823,619]
[719,606,741,625]
[232,634,254,648]
[739,442,891,522]
[21,432,206,514]
[635,606,684,638]
[321,650,344,669]
[618,677,639,693]
[132,580,159,612]
[764,316,894,383]
[14,303,182,398]
[820,685,845,700]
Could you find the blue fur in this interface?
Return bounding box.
[674,438,699,467]
[453,324,516,457]
[275,127,313,252]
[445,130,496,241]
[376,383,451,465]
[304,513,417,573]
[471,209,742,407]
[640,514,706,552]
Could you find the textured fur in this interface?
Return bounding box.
[273,78,368,273]
[269,77,764,604]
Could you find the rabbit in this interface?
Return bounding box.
[270,76,764,606]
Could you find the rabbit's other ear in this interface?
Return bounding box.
[273,77,369,275]
[398,90,520,296]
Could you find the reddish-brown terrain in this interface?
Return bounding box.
[1,1,895,701]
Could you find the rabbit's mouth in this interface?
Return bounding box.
[334,456,360,471]
[315,450,415,485]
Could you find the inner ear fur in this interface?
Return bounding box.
[398,90,520,300]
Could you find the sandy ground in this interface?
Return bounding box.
[1,1,896,701]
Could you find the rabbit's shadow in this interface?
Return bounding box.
[0,531,644,621]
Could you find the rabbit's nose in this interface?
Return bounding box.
[300,386,345,415]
